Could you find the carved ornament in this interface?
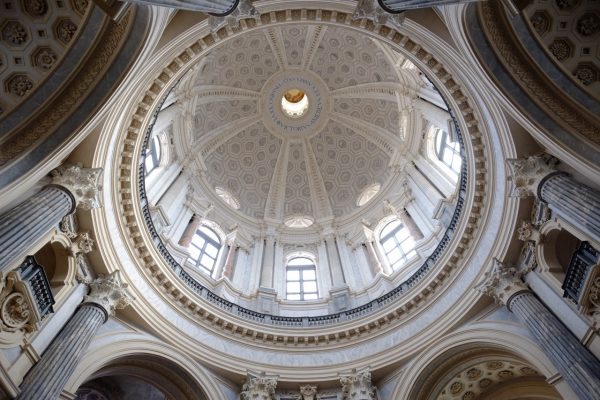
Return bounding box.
[339,368,376,400]
[475,259,529,307]
[51,163,103,210]
[209,0,259,32]
[0,271,42,346]
[241,372,278,400]
[353,0,405,27]
[506,154,557,198]
[83,271,134,317]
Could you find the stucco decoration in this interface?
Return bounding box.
[241,372,278,400]
[475,259,529,306]
[0,270,43,346]
[353,0,405,27]
[51,164,103,211]
[83,271,134,318]
[339,368,376,400]
[299,385,317,400]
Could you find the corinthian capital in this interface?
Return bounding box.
[83,271,134,318]
[506,154,558,198]
[241,371,278,400]
[300,385,317,400]
[476,259,529,306]
[339,368,376,400]
[51,164,103,210]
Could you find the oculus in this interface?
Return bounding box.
[281,88,309,118]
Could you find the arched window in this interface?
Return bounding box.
[434,129,461,174]
[380,219,417,270]
[144,135,162,176]
[189,226,221,274]
[286,257,318,300]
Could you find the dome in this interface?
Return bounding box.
[141,21,464,316]
[177,25,422,225]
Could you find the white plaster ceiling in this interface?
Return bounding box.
[182,24,422,225]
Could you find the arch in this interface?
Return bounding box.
[33,233,76,301]
[65,334,226,400]
[189,224,223,274]
[391,321,563,400]
[378,218,417,271]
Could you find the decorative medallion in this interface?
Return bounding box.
[1,20,29,45]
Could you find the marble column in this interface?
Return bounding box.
[222,244,238,279]
[477,260,600,400]
[178,214,201,247]
[364,242,383,275]
[0,165,102,273]
[260,236,275,288]
[240,371,278,400]
[508,154,600,242]
[339,368,376,400]
[399,209,424,240]
[326,236,346,287]
[16,271,133,400]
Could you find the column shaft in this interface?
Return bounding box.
[0,185,74,273]
[326,238,346,287]
[260,238,275,288]
[540,173,600,241]
[126,0,237,14]
[222,245,237,279]
[400,210,424,240]
[178,214,201,247]
[365,242,383,275]
[16,304,106,400]
[509,292,600,400]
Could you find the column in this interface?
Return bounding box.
[178,214,201,247]
[364,242,383,275]
[508,154,600,242]
[325,236,346,287]
[240,371,278,400]
[260,236,275,288]
[222,243,238,279]
[0,165,102,273]
[339,368,376,400]
[378,0,479,13]
[16,271,133,400]
[400,209,424,240]
[477,260,600,400]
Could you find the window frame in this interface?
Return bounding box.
[285,256,318,301]
[434,129,461,175]
[144,135,162,176]
[189,225,222,275]
[379,219,417,271]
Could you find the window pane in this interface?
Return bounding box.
[288,257,313,266]
[200,227,220,243]
[387,248,402,264]
[400,238,415,253]
[153,136,161,161]
[287,294,301,300]
[287,270,300,281]
[395,228,409,241]
[287,282,300,293]
[200,254,215,270]
[191,235,206,246]
[205,244,218,258]
[189,245,201,260]
[304,293,318,300]
[381,220,401,238]
[303,281,317,293]
[382,239,396,252]
[145,157,155,174]
[302,269,316,280]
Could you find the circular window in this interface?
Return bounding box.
[281,88,309,118]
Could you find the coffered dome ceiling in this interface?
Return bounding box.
[177,24,423,225]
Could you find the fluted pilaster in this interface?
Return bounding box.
[0,186,74,273]
[326,237,346,287]
[260,236,275,288]
[222,244,238,279]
